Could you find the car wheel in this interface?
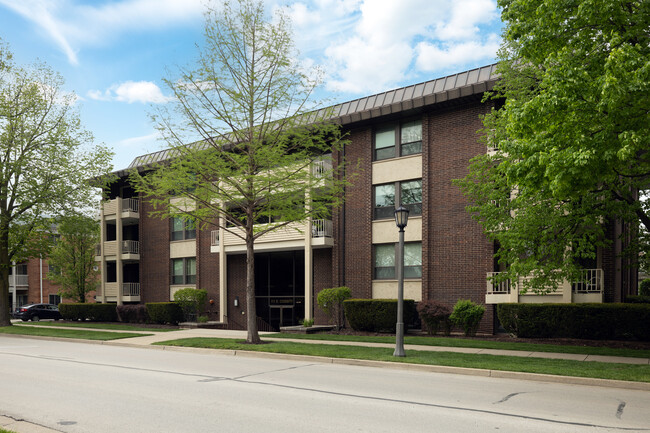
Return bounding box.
[31,316,40,322]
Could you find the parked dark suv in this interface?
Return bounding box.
[13,303,62,321]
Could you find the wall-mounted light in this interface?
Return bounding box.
[234,296,239,307]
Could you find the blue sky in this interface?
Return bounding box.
[0,0,503,171]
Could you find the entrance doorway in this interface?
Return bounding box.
[255,251,305,330]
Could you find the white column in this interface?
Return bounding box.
[116,198,123,306]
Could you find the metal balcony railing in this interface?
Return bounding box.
[11,275,28,287]
[311,219,333,238]
[211,230,219,246]
[122,283,140,297]
[122,198,139,213]
[486,272,510,294]
[312,158,333,177]
[122,240,140,255]
[572,268,603,293]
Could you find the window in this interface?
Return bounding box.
[171,217,196,241]
[49,294,61,305]
[172,258,196,285]
[373,242,422,279]
[374,120,422,160]
[374,180,422,219]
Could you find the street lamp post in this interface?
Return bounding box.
[393,206,409,357]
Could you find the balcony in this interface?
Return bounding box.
[101,282,140,302]
[102,198,139,221]
[211,230,219,247]
[99,240,140,260]
[486,269,604,304]
[312,157,332,177]
[10,274,28,287]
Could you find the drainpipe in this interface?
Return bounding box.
[40,257,43,303]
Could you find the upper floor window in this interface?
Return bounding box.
[171,217,196,241]
[172,257,196,285]
[373,179,422,220]
[374,120,422,161]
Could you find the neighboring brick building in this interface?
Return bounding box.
[95,64,636,333]
[8,257,62,310]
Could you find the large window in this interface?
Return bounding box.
[49,294,61,305]
[373,242,422,279]
[374,120,422,161]
[171,217,196,241]
[172,258,196,285]
[373,180,422,219]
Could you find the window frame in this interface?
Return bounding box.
[171,217,196,241]
[171,257,197,285]
[373,119,422,161]
[373,242,422,280]
[373,179,422,220]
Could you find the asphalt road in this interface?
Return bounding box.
[1,336,649,433]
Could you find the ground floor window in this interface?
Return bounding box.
[172,258,196,285]
[374,242,422,279]
[49,294,61,305]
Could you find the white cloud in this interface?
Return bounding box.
[0,0,205,65]
[116,131,161,147]
[415,35,501,73]
[88,81,170,104]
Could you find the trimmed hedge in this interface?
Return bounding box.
[343,299,415,333]
[626,295,650,304]
[640,279,650,296]
[59,303,117,322]
[116,304,149,323]
[146,302,184,325]
[497,303,650,341]
[416,300,451,336]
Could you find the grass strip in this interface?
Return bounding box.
[265,333,650,359]
[0,325,150,341]
[15,321,177,332]
[154,337,650,383]
[0,428,16,433]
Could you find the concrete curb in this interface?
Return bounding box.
[4,333,649,392]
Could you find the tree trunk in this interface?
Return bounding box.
[0,228,12,326]
[245,232,261,344]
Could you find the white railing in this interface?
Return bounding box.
[311,219,333,238]
[572,268,603,293]
[122,198,139,213]
[12,275,28,287]
[486,272,510,294]
[122,283,140,297]
[211,230,220,246]
[312,157,333,177]
[122,240,140,254]
[95,244,101,256]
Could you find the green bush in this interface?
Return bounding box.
[416,300,451,336]
[146,302,184,325]
[449,299,485,336]
[626,295,650,304]
[343,299,415,333]
[116,304,148,323]
[173,288,208,322]
[301,318,314,327]
[59,303,117,322]
[640,279,650,296]
[317,286,351,329]
[497,303,650,341]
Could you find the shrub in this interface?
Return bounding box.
[198,315,209,323]
[497,303,650,341]
[146,302,183,325]
[640,279,650,297]
[173,288,208,322]
[116,304,148,323]
[59,303,117,322]
[626,295,650,304]
[343,299,416,333]
[317,286,352,329]
[416,300,451,336]
[449,299,485,336]
[301,318,314,327]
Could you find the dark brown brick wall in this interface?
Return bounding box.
[140,198,171,303]
[426,101,494,332]
[197,224,219,319]
[226,253,248,329]
[312,248,333,324]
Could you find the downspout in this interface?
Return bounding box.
[40,257,43,303]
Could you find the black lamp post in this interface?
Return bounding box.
[393,205,409,357]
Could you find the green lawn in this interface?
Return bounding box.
[266,333,650,359]
[154,337,650,383]
[15,321,178,332]
[0,428,15,433]
[0,325,150,341]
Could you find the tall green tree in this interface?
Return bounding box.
[457,0,649,292]
[130,0,350,343]
[48,215,100,303]
[0,42,113,325]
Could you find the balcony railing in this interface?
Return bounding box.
[486,272,510,294]
[122,240,140,255]
[95,244,101,256]
[312,158,332,177]
[311,219,333,238]
[123,283,140,297]
[122,198,139,213]
[211,230,219,246]
[11,275,28,287]
[572,268,603,293]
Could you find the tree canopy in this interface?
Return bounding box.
[48,214,100,304]
[457,0,649,292]
[0,41,113,325]
[130,0,351,343]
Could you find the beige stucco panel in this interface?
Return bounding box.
[170,240,197,258]
[170,284,196,301]
[372,280,422,302]
[372,217,422,244]
[372,155,422,185]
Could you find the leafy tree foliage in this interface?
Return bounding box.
[48,215,100,303]
[130,0,350,343]
[0,43,113,325]
[457,0,649,292]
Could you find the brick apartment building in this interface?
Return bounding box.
[95,64,636,333]
[8,258,62,311]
